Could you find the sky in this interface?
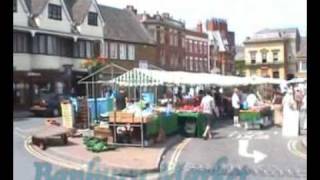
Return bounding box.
[97,0,306,45]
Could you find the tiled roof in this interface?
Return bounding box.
[64,0,92,25]
[24,0,50,16]
[256,28,298,34]
[247,27,299,41]
[98,5,154,44]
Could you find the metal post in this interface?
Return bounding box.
[93,74,98,124]
[86,83,90,129]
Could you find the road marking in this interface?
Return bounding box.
[24,136,85,170]
[228,131,237,137]
[273,131,279,135]
[238,139,267,163]
[287,140,306,159]
[167,138,191,172]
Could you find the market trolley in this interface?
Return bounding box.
[31,125,69,150]
[239,106,273,130]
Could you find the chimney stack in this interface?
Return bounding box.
[126,5,137,15]
[162,12,170,19]
[196,22,203,33]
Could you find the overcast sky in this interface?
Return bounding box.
[97,0,306,45]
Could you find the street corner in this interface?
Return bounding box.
[287,138,306,160]
[24,136,87,171]
[23,134,184,177]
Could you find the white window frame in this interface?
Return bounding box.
[299,61,307,72]
[104,42,108,58]
[190,57,193,71]
[86,41,92,58]
[119,43,127,60]
[128,44,135,60]
[110,43,118,59]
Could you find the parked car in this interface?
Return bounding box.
[30,91,69,117]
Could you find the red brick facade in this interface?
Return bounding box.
[184,24,209,72]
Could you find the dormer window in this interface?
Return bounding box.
[88,12,98,26]
[13,0,17,12]
[48,4,62,20]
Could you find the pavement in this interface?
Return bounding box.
[27,134,183,175]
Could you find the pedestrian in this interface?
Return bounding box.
[232,88,241,127]
[214,87,222,119]
[115,88,127,111]
[200,89,216,139]
[282,86,299,137]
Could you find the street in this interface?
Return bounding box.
[161,119,306,180]
[14,114,306,180]
[14,115,63,180]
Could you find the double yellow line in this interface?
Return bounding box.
[167,138,191,173]
[24,136,87,171]
[287,139,306,159]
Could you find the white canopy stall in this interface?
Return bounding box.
[110,68,286,87]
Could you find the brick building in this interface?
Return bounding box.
[138,11,186,71]
[205,18,236,75]
[184,23,209,72]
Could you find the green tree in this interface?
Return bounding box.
[235,60,245,76]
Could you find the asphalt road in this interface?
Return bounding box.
[14,114,306,180]
[160,119,306,180]
[14,116,64,180]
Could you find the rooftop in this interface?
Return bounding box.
[98,5,154,44]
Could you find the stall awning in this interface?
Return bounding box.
[110,68,287,87]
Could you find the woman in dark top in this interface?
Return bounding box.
[115,89,127,110]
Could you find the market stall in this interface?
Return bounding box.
[239,105,273,130]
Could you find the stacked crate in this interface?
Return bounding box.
[76,97,89,129]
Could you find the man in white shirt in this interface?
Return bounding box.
[200,90,216,139]
[232,88,241,127]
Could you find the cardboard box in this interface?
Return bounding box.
[109,111,134,123]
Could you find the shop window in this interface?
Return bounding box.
[48,4,62,20]
[273,71,280,78]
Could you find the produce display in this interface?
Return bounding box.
[176,104,201,113]
[83,136,116,153]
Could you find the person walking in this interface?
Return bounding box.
[282,87,299,137]
[232,88,241,127]
[200,90,216,139]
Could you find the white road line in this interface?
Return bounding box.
[228,131,237,137]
